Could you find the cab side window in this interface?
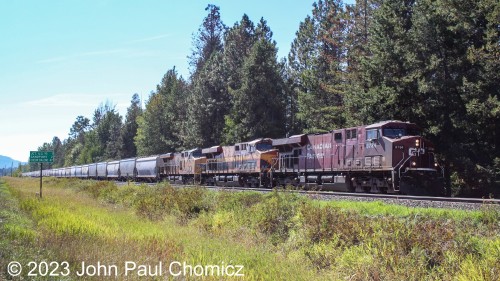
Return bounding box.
[366,129,379,141]
[334,132,342,141]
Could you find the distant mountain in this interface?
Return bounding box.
[0,155,23,168]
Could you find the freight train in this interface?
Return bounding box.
[22,120,445,196]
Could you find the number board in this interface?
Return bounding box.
[29,151,54,163]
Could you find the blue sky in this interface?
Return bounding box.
[0,0,355,162]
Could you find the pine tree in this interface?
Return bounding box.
[185,5,228,148]
[288,0,350,133]
[78,130,100,164]
[343,0,379,126]
[411,0,500,194]
[63,115,91,165]
[189,4,226,74]
[69,116,90,144]
[120,93,143,158]
[135,92,168,156]
[224,18,287,143]
[223,14,256,92]
[51,136,64,168]
[185,53,229,148]
[135,68,187,155]
[98,110,123,160]
[159,68,188,151]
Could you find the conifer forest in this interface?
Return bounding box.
[27,0,500,196]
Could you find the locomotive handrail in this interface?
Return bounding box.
[398,152,412,178]
[395,152,406,178]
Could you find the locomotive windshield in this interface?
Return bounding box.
[383,127,421,139]
[256,142,273,151]
[192,150,202,158]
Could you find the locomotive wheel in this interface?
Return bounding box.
[239,177,249,188]
[346,176,355,192]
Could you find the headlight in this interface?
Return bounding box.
[434,163,438,167]
[415,139,420,147]
[411,161,417,167]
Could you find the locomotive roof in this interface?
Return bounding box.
[201,145,222,154]
[365,120,415,129]
[237,138,272,146]
[158,153,175,160]
[182,148,200,153]
[272,134,306,146]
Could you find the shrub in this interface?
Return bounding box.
[479,202,500,226]
[175,187,212,219]
[134,185,175,221]
[98,182,120,203]
[116,184,140,207]
[133,184,211,222]
[299,203,340,243]
[302,240,341,269]
[299,202,370,247]
[216,191,263,211]
[86,181,112,199]
[252,190,301,244]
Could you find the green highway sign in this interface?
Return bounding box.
[29,151,54,163]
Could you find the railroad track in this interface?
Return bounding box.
[204,185,500,204]
[201,185,500,211]
[115,181,500,209]
[117,182,500,209]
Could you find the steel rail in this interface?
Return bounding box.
[166,183,500,205]
[113,181,499,205]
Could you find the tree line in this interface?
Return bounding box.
[29,0,499,196]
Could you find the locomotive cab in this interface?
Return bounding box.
[364,121,436,170]
[237,138,277,173]
[359,120,444,195]
[369,121,444,196]
[180,148,206,184]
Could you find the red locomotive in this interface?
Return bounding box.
[272,120,444,195]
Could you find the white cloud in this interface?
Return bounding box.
[127,34,171,44]
[36,49,127,64]
[23,93,127,108]
[24,94,97,108]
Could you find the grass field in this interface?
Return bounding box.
[1,177,499,280]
